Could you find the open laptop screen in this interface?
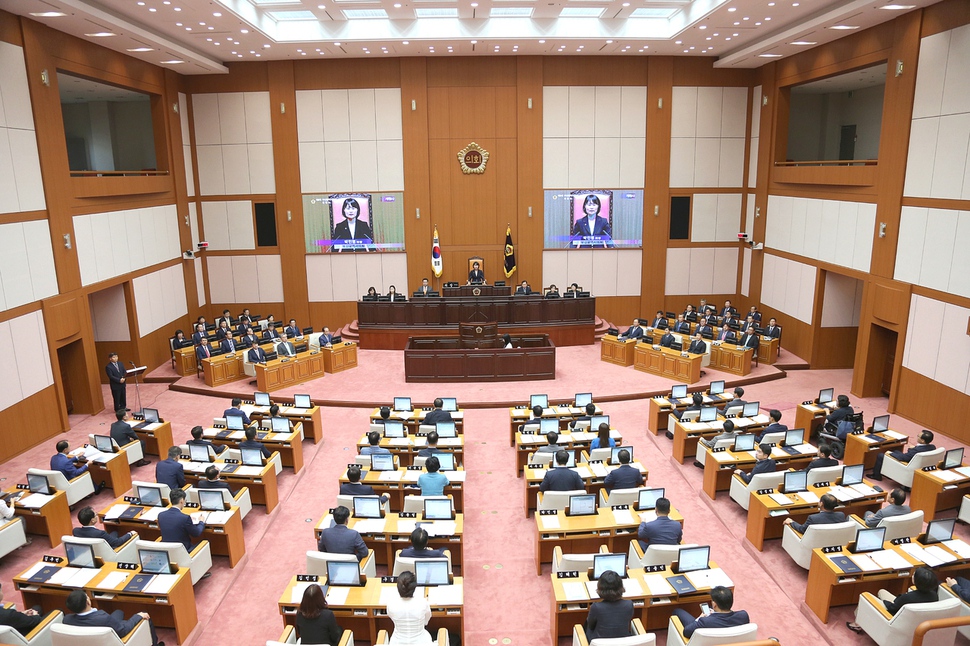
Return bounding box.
[742,401,760,417]
[574,393,592,408]
[393,397,412,412]
[135,485,164,507]
[353,496,382,519]
[539,418,558,435]
[414,559,450,586]
[530,394,549,409]
[734,434,756,452]
[139,549,173,575]
[708,380,725,395]
[699,407,718,423]
[841,464,865,486]
[226,415,244,430]
[670,384,688,399]
[254,392,271,406]
[677,546,710,573]
[293,394,312,409]
[198,490,225,511]
[854,527,886,553]
[423,498,454,520]
[93,435,114,453]
[270,417,289,433]
[589,415,609,430]
[592,553,627,580]
[327,561,361,586]
[188,444,210,462]
[925,518,956,544]
[66,542,97,568]
[435,421,457,438]
[142,408,160,423]
[871,415,890,433]
[383,421,405,438]
[567,494,597,516]
[785,429,805,446]
[784,470,808,494]
[637,488,665,510]
[431,452,456,471]
[944,448,964,470]
[370,454,395,471]
[440,398,458,412]
[817,388,834,405]
[241,448,264,466]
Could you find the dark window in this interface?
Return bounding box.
[254,203,277,247]
[669,197,691,240]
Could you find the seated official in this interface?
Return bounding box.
[530,404,545,420]
[617,319,643,341]
[847,567,939,634]
[544,284,560,297]
[569,403,597,430]
[748,306,762,322]
[285,319,302,339]
[720,300,736,317]
[467,261,485,285]
[946,576,970,603]
[716,326,737,342]
[648,310,667,329]
[737,329,760,350]
[241,426,272,459]
[263,324,281,342]
[423,398,452,426]
[51,440,89,479]
[863,488,911,528]
[373,406,392,425]
[536,431,561,453]
[196,465,237,496]
[784,493,845,534]
[699,419,736,450]
[590,423,616,450]
[805,444,839,473]
[400,527,446,559]
[188,425,227,455]
[158,489,206,554]
[64,589,161,646]
[755,409,787,442]
[683,304,697,321]
[386,572,433,644]
[296,583,343,646]
[388,285,406,302]
[240,327,260,348]
[276,334,297,358]
[659,330,676,348]
[725,387,747,411]
[0,581,52,635]
[417,456,449,496]
[111,409,149,466]
[734,443,776,484]
[674,393,704,421]
[637,497,682,549]
[673,586,749,640]
[515,280,532,295]
[539,450,585,492]
[171,329,190,348]
[195,337,214,361]
[721,314,736,330]
[268,404,293,429]
[215,321,232,340]
[825,394,854,429]
[318,506,367,561]
[156,446,186,492]
[216,310,233,330]
[869,429,935,481]
[417,432,441,459]
[584,570,634,640]
[224,398,252,426]
[247,341,268,363]
[318,327,335,347]
[695,321,714,338]
[603,449,643,493]
[340,466,387,503]
[687,332,708,354]
[220,334,239,354]
[763,317,782,338]
[74,506,136,549]
[191,323,207,345]
[360,431,391,456]
[671,314,691,334]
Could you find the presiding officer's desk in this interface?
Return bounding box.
[634,343,703,384]
[369,407,466,432]
[805,537,970,623]
[701,444,815,500]
[130,419,175,458]
[670,412,771,464]
[201,423,304,473]
[202,351,245,387]
[15,560,197,644]
[278,575,464,644]
[515,427,624,475]
[508,404,603,446]
[843,429,908,471]
[243,400,324,444]
[522,457,648,517]
[4,487,72,548]
[355,434,464,468]
[647,392,735,435]
[98,496,246,567]
[550,562,731,641]
[178,456,278,513]
[314,511,464,571]
[746,481,887,551]
[337,466,466,512]
[910,464,970,522]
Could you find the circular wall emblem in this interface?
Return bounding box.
[457,142,489,174]
[473,287,482,296]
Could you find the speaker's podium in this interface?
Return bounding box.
[458,321,497,349]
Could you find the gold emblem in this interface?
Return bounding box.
[457,142,489,174]
[475,326,483,334]
[473,287,482,296]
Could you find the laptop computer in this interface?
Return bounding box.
[226,415,245,431]
[574,393,593,408]
[423,498,455,520]
[589,415,609,430]
[779,428,806,454]
[139,549,174,575]
[435,421,457,438]
[293,394,312,409]
[636,487,665,511]
[850,527,886,553]
[539,418,559,435]
[923,518,956,544]
[669,384,688,404]
[734,434,756,452]
[135,484,165,507]
[566,494,597,517]
[383,420,406,438]
[271,417,290,433]
[530,394,549,409]
[783,470,808,494]
[370,453,395,472]
[93,435,115,453]
[943,448,964,470]
[699,407,718,423]
[393,397,412,412]
[591,553,627,580]
[709,380,725,396]
[353,496,384,519]
[817,388,834,405]
[240,447,265,467]
[198,489,226,511]
[414,559,450,586]
[188,444,211,462]
[65,542,98,568]
[871,415,890,433]
[742,401,760,417]
[431,452,456,471]
[840,464,865,486]
[440,397,458,412]
[254,392,271,406]
[326,561,362,586]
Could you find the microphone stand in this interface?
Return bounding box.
[128,360,144,416]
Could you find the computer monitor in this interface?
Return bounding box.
[435,421,457,438]
[423,498,455,520]
[817,388,834,405]
[432,452,456,471]
[240,447,264,466]
[226,415,244,430]
[637,487,665,511]
[198,489,225,511]
[353,496,383,519]
[592,553,628,580]
[188,444,210,462]
[742,401,760,417]
[65,542,97,568]
[944,448,964,470]
[734,434,757,452]
[383,421,405,438]
[871,415,890,433]
[784,428,805,446]
[851,527,887,554]
[393,397,412,412]
[293,394,312,409]
[414,559,450,586]
[567,494,597,516]
[699,407,718,423]
[574,393,593,408]
[440,397,458,412]
[539,418,559,435]
[93,434,114,453]
[139,549,173,575]
[530,394,549,409]
[135,484,164,507]
[589,415,610,430]
[611,446,633,465]
[271,417,290,433]
[784,470,808,494]
[924,518,956,544]
[326,561,361,586]
[254,392,271,406]
[841,464,865,486]
[370,453,395,471]
[676,546,710,573]
[550,450,576,468]
[670,384,688,399]
[709,380,725,395]
[142,408,160,423]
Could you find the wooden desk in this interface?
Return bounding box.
[278,575,464,645]
[843,431,908,471]
[174,346,197,376]
[745,483,886,551]
[355,435,464,468]
[179,458,278,513]
[202,352,244,387]
[600,336,636,366]
[708,343,754,376]
[646,393,736,436]
[370,408,466,433]
[910,466,970,522]
[670,413,770,463]
[522,459,647,517]
[89,452,132,496]
[404,335,556,383]
[247,403,324,444]
[132,421,175,458]
[255,351,326,393]
[508,405,598,447]
[443,285,510,297]
[7,489,72,548]
[758,336,780,365]
[701,446,814,500]
[322,342,358,373]
[515,428,624,475]
[633,344,702,384]
[204,424,304,473]
[338,467,465,512]
[534,507,641,575]
[15,562,197,644]
[794,401,836,440]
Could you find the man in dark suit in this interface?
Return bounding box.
[870,430,936,480]
[241,426,272,459]
[158,489,206,556]
[671,314,691,334]
[467,261,485,285]
[155,446,185,493]
[672,586,749,640]
[721,312,736,329]
[195,338,213,362]
[699,419,736,451]
[276,334,297,358]
[515,280,532,295]
[416,278,432,296]
[738,329,760,351]
[748,306,762,322]
[340,466,378,496]
[110,409,149,466]
[216,309,233,330]
[863,488,911,527]
[236,319,251,335]
[248,343,268,364]
[0,581,49,635]
[536,431,561,454]
[637,497,682,549]
[196,465,236,496]
[318,327,334,348]
[569,403,597,430]
[188,425,227,456]
[687,333,708,355]
[73,506,136,549]
[539,450,585,492]
[763,317,781,339]
[239,327,260,347]
[191,323,207,345]
[400,527,446,559]
[618,319,643,341]
[283,319,300,339]
[603,449,643,493]
[740,315,758,334]
[423,399,452,426]
[224,398,251,426]
[755,409,787,442]
[720,300,736,317]
[64,589,162,646]
[263,324,281,342]
[105,352,127,412]
[50,441,89,480]
[695,321,713,338]
[220,334,238,355]
[659,330,676,348]
[317,506,367,560]
[673,393,704,421]
[417,432,441,459]
[214,321,232,341]
[785,493,845,533]
[734,443,776,484]
[724,387,747,413]
[649,311,667,329]
[805,444,840,474]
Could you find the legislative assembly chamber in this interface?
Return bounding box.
[0,0,968,644]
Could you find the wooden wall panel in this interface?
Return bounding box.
[895,368,970,442]
[0,386,63,462]
[671,58,755,86]
[813,327,858,369]
[773,23,897,86]
[642,58,671,314]
[595,296,642,326]
[426,58,516,88]
[309,301,360,332]
[515,57,544,288]
[0,10,23,46]
[401,58,432,292]
[293,59,401,90]
[920,0,970,37]
[181,63,268,94]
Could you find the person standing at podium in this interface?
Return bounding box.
[467,261,485,285]
[105,352,127,412]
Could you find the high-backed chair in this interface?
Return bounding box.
[87,435,144,467]
[588,448,612,462]
[806,465,843,486]
[695,439,734,468]
[391,549,453,577]
[62,534,139,564]
[781,520,858,569]
[573,619,655,646]
[666,615,758,646]
[939,584,970,640]
[959,495,970,525]
[335,494,390,516]
[854,591,960,646]
[757,431,786,446]
[0,516,28,559]
[185,485,252,520]
[402,495,453,514]
[851,510,924,541]
[242,351,256,379]
[0,610,62,646]
[375,628,449,645]
[51,621,153,646]
[881,447,946,488]
[537,490,586,512]
[629,542,697,569]
[552,545,606,573]
[306,549,376,578]
[528,452,556,466]
[599,488,641,507]
[131,480,171,502]
[728,471,784,510]
[267,626,354,646]
[135,538,212,585]
[27,468,95,508]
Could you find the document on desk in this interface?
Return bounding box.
[64,567,101,588]
[353,519,387,534]
[47,567,81,585]
[643,573,675,596]
[234,466,264,477]
[768,493,795,506]
[326,585,351,606]
[204,511,233,525]
[144,574,179,594]
[428,584,462,606]
[683,423,710,432]
[104,504,130,520]
[269,432,291,441]
[139,507,164,522]
[572,432,593,442]
[850,483,880,496]
[732,418,754,429]
[447,471,467,483]
[573,466,592,479]
[954,467,970,479]
[397,520,417,535]
[437,438,462,447]
[584,580,601,599]
[859,435,882,443]
[794,444,817,455]
[933,469,964,482]
[686,568,733,589]
[611,509,635,525]
[96,571,131,590]
[797,491,820,504]
[182,462,208,474]
[828,486,861,502]
[622,578,644,597]
[710,452,735,464]
[899,544,940,567]
[944,539,970,558]
[924,546,957,564]
[639,511,657,523]
[590,463,608,478]
[382,471,405,482]
[848,554,880,572]
[387,438,410,447]
[540,515,561,530]
[870,549,911,571]
[19,562,48,581]
[883,430,907,440]
[531,468,547,479]
[427,521,456,537]
[562,582,589,602]
[18,493,53,508]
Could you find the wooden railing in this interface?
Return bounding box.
[69,170,169,177]
[774,159,878,167]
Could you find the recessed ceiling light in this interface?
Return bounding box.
[403,41,409,44]
[743,16,749,20]
[394,2,401,6]
[163,1,170,4]
[539,39,545,43]
[879,3,915,8]
[829,24,860,29]
[764,17,771,20]
[725,37,731,40]
[85,32,117,37]
[759,53,782,57]
[727,6,736,11]
[416,7,458,16]
[734,22,739,25]
[185,27,191,31]
[173,7,181,10]
[199,22,206,25]
[471,40,477,44]
[127,47,153,52]
[699,25,706,29]
[161,60,184,64]
[213,12,221,17]
[318,3,325,7]
[790,40,816,45]
[768,2,774,5]
[148,8,156,12]
[471,1,478,5]
[241,29,249,33]
[560,7,605,17]
[606,40,613,43]
[755,22,761,25]
[176,22,182,26]
[334,42,341,46]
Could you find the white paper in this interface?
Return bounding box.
[353,519,387,534]
[585,580,600,599]
[233,466,264,476]
[326,585,351,606]
[870,549,911,570]
[540,515,561,529]
[612,509,635,525]
[428,584,462,606]
[559,581,587,601]
[204,511,233,525]
[622,578,643,597]
[139,507,164,522]
[686,568,733,589]
[96,571,131,590]
[795,444,818,455]
[47,567,81,585]
[924,545,957,564]
[18,493,53,508]
[639,511,657,523]
[143,574,179,594]
[848,554,880,572]
[428,521,456,537]
[828,486,862,502]
[934,470,963,482]
[769,493,794,506]
[531,469,547,479]
[944,539,970,558]
[19,562,47,580]
[850,483,880,496]
[573,467,592,479]
[643,573,675,596]
[711,452,734,464]
[447,471,466,483]
[104,504,130,520]
[403,470,421,483]
[797,491,820,504]
[900,544,943,567]
[397,520,417,535]
[291,582,313,603]
[64,568,101,588]
[883,430,907,440]
[954,467,970,478]
[437,438,461,447]
[590,464,608,478]
[380,471,404,482]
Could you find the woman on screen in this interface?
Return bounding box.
[296,584,342,645]
[386,571,435,645]
[332,197,373,242]
[572,194,613,248]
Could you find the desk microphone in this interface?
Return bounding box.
[129,360,136,367]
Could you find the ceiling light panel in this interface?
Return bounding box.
[415,7,459,16]
[489,7,533,16]
[630,7,679,17]
[559,7,605,16]
[268,10,318,19]
[343,8,389,17]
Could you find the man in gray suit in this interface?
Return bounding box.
[317,506,367,561]
[863,488,911,528]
